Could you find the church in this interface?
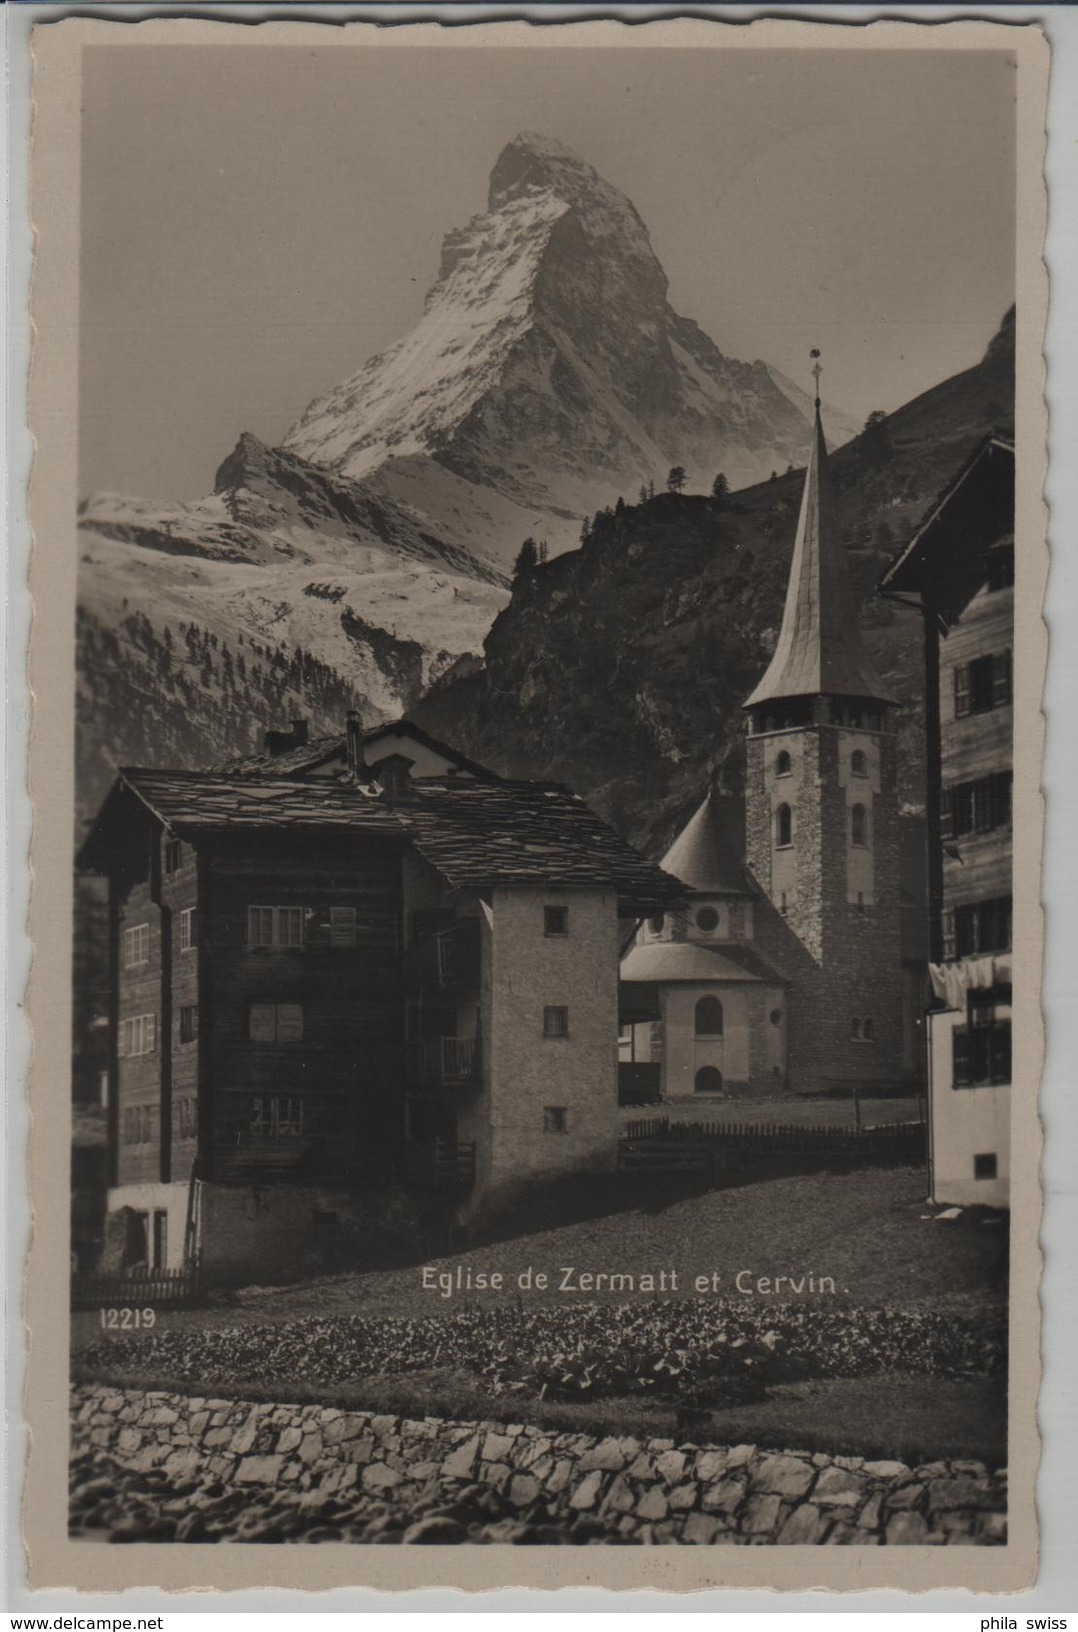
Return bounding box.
[621,373,910,1100]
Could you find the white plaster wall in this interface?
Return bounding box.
[486,887,618,1191]
[928,1009,1010,1208]
[662,984,751,1097]
[107,1182,191,1271]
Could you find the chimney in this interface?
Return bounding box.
[290,718,308,747]
[345,711,364,777]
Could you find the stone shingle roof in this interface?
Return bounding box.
[620,940,789,986]
[80,768,683,910]
[660,793,753,896]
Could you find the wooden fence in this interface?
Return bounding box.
[619,1116,926,1176]
[71,1264,200,1310]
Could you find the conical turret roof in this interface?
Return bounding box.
[660,792,751,895]
[744,407,896,709]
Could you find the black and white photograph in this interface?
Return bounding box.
[23,15,1048,1592]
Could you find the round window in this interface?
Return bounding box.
[769,1009,783,1026]
[695,906,720,933]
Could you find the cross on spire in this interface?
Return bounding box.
[810,348,822,408]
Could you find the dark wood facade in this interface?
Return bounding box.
[109,803,410,1197]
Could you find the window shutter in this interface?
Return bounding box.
[992,650,1012,708]
[330,907,357,947]
[952,1027,971,1087]
[992,773,1013,828]
[942,908,956,962]
[990,1022,1012,1085]
[954,665,971,717]
[973,780,992,833]
[939,788,954,840]
[277,1004,304,1043]
[146,1015,157,1053]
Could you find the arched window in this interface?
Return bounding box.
[851,750,868,778]
[863,1018,875,1041]
[695,906,720,934]
[851,803,868,846]
[648,915,665,936]
[694,996,724,1037]
[850,1017,862,1039]
[776,803,793,848]
[694,1066,723,1095]
[776,750,792,777]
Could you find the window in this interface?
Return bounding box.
[769,1009,783,1026]
[248,1003,304,1043]
[953,1020,1011,1087]
[179,907,197,952]
[942,773,1012,839]
[694,1066,723,1095]
[694,996,724,1037]
[850,804,868,847]
[850,1017,862,1040]
[247,905,304,949]
[775,750,792,777]
[122,1104,157,1145]
[543,1106,569,1133]
[986,547,1014,592]
[775,804,792,848]
[780,892,788,917]
[954,652,1012,717]
[329,907,356,948]
[178,1005,198,1044]
[863,1018,875,1041]
[164,839,183,874]
[953,897,1013,959]
[695,906,720,933]
[543,1006,570,1038]
[648,915,665,937]
[176,1097,197,1139]
[250,1096,305,1138]
[544,906,569,938]
[123,924,150,968]
[974,1152,999,1181]
[850,750,868,778]
[119,1014,156,1057]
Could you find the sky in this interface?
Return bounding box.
[79,41,1016,502]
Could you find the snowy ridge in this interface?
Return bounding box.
[284,189,570,479]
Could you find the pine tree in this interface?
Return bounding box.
[514,538,539,578]
[710,472,730,504]
[666,466,687,494]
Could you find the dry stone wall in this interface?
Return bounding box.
[71,1385,1006,1546]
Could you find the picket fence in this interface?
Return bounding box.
[71,1264,200,1310]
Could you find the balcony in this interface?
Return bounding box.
[409,920,480,992]
[404,1139,476,1193]
[407,1035,481,1089]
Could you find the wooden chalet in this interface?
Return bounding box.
[78,719,682,1281]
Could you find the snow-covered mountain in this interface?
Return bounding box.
[77,132,861,818]
[284,132,851,533]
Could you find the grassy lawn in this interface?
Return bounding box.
[72,1168,1007,1463]
[71,1164,1002,1345]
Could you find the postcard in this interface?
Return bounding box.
[23,13,1048,1593]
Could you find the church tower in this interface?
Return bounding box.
[743,356,904,1093]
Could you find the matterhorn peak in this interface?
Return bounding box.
[283,134,841,532]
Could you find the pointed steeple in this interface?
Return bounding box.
[744,357,895,710]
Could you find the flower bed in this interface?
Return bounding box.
[75,1301,1004,1409]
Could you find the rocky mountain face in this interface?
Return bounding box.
[75,433,508,826]
[414,310,1015,856]
[284,132,854,548]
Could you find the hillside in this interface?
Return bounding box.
[415,310,1015,853]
